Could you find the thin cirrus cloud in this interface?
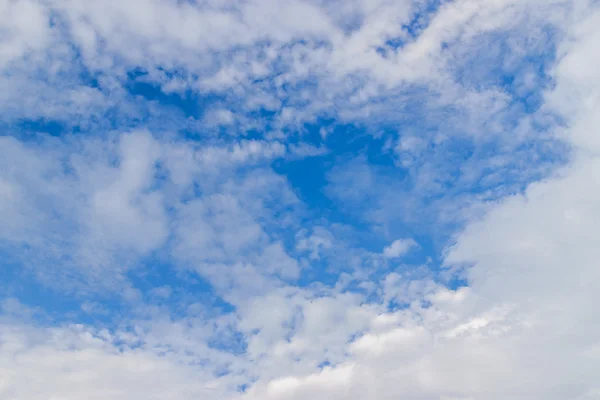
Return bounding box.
[1,0,600,400]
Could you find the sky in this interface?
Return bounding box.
[1,0,600,399]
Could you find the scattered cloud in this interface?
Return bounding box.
[2,0,600,399]
[382,238,418,258]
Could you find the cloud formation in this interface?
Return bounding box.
[2,0,600,399]
[382,239,418,258]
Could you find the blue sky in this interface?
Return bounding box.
[1,0,600,399]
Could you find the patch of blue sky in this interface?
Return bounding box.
[124,68,287,141]
[126,68,209,121]
[123,279,248,356]
[0,249,238,335]
[127,258,235,314]
[276,120,399,213]
[10,119,65,138]
[0,246,120,326]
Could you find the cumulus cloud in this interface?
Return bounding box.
[382,238,418,258]
[0,320,227,400]
[2,0,600,399]
[0,131,168,289]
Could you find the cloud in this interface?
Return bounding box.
[233,5,600,399]
[0,131,305,293]
[295,227,334,260]
[2,0,600,400]
[0,0,569,137]
[0,131,169,290]
[382,238,418,258]
[0,319,228,400]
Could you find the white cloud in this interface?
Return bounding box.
[0,0,571,139]
[0,0,50,68]
[3,1,600,400]
[0,320,228,400]
[0,131,305,293]
[0,131,169,289]
[382,238,418,258]
[235,5,600,400]
[295,227,334,260]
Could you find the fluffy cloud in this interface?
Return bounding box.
[0,0,569,133]
[2,0,600,399]
[0,131,304,292]
[382,238,418,258]
[0,319,228,400]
